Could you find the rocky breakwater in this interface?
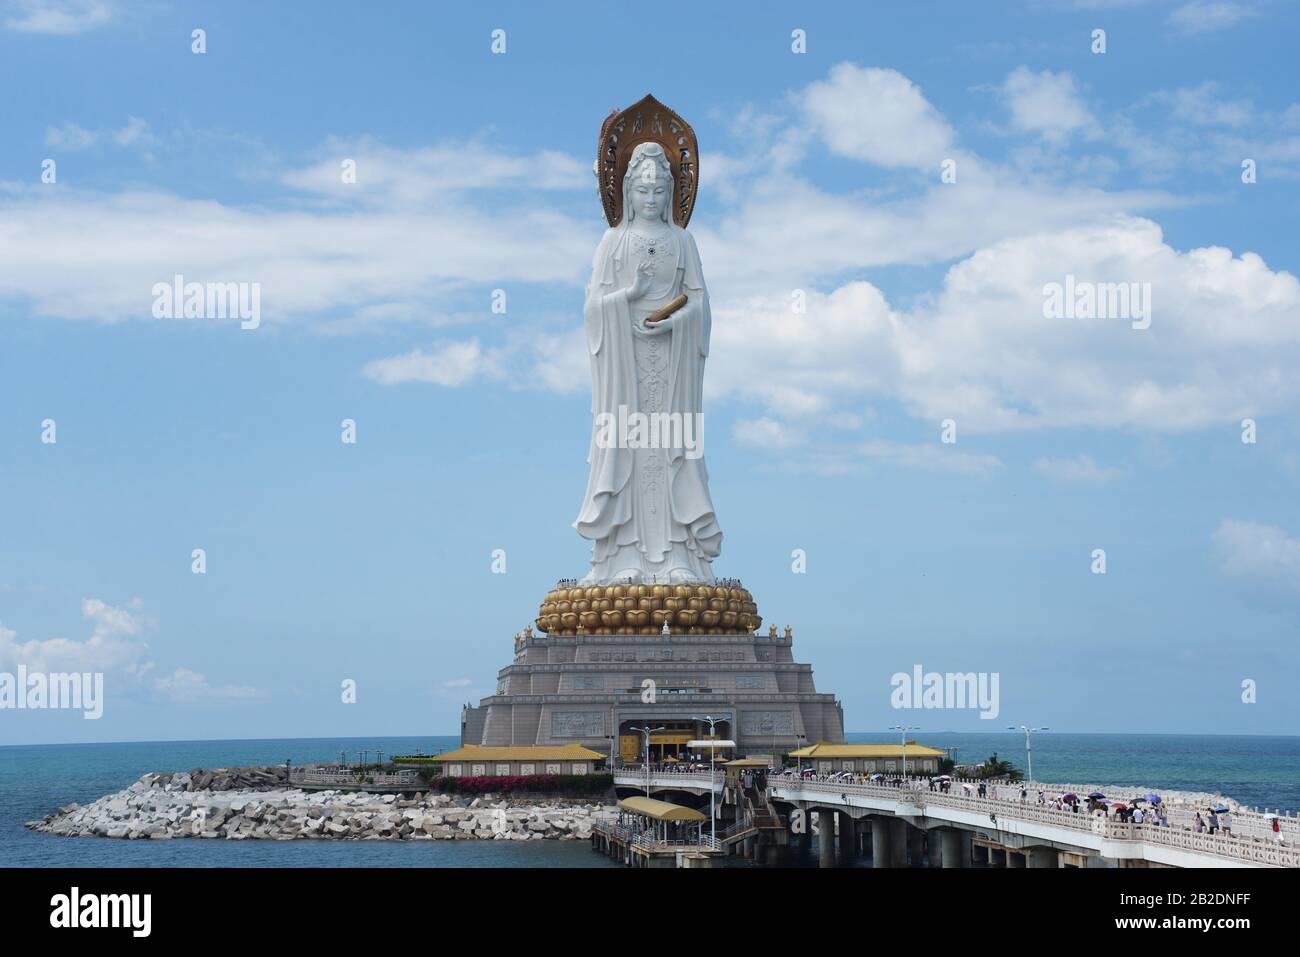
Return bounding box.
[26,768,618,842]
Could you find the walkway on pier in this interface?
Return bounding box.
[612,769,724,795]
[768,775,1299,868]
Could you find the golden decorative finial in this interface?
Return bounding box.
[768,624,778,637]
[523,626,533,639]
[784,625,793,638]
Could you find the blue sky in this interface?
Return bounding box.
[2,0,1299,744]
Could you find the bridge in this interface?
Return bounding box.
[612,769,724,796]
[767,775,1300,869]
[612,768,1297,868]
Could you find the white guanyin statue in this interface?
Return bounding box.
[574,107,722,585]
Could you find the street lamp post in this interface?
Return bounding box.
[1008,725,1049,782]
[628,725,665,798]
[890,725,920,779]
[692,713,732,848]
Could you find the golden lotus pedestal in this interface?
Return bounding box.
[535,582,761,637]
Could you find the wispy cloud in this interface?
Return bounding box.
[1213,519,1300,601]
[3,0,114,34]
[1033,454,1122,483]
[153,668,260,703]
[1168,0,1260,35]
[733,417,804,450]
[0,598,260,705]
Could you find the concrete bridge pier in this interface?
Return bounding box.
[987,845,1006,867]
[838,813,857,864]
[1027,846,1059,868]
[940,828,967,868]
[927,830,943,868]
[906,825,925,866]
[870,816,892,868]
[816,811,836,868]
[790,818,811,860]
[888,818,908,867]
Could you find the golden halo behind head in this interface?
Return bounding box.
[597,94,698,228]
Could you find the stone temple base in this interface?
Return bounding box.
[463,579,843,756]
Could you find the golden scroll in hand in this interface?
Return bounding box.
[644,294,688,325]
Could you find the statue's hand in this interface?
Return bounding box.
[628,260,654,301]
[642,296,689,335]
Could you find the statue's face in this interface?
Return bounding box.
[631,161,669,223]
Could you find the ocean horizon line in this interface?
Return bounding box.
[4,728,1299,751]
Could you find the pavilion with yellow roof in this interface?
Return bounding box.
[788,741,946,775]
[418,743,606,778]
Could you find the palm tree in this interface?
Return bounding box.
[973,752,1023,781]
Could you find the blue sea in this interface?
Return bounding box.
[2,732,1298,867]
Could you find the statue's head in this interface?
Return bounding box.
[622,142,674,225]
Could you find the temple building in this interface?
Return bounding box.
[460,582,844,764]
[789,742,946,775]
[426,744,606,777]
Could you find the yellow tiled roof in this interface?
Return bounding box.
[618,797,708,822]
[787,742,946,759]
[431,743,606,762]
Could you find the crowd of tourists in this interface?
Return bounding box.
[762,768,1287,845]
[623,762,1288,847]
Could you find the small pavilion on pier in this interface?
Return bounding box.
[616,797,708,845]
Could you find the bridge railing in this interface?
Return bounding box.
[612,771,724,789]
[719,814,754,839]
[770,772,1296,843]
[767,775,1297,866]
[1102,821,1300,868]
[949,776,1300,840]
[595,820,720,853]
[632,833,721,852]
[920,790,1096,833]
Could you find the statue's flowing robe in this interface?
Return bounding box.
[574,223,722,582]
